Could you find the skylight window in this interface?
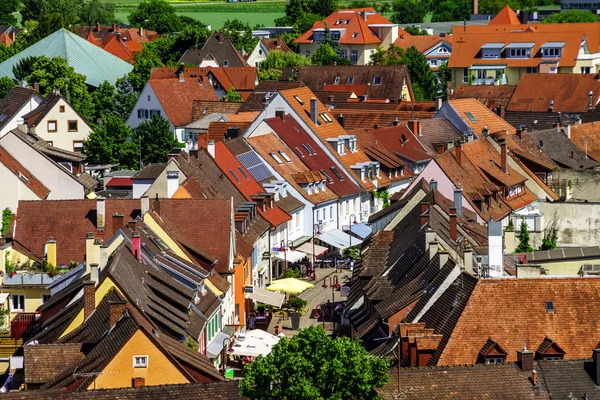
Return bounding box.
[545,300,554,313]
[228,169,241,183]
[306,144,317,154]
[0,114,6,122]
[320,113,333,123]
[330,166,344,180]
[270,152,283,164]
[237,166,249,180]
[334,77,340,84]
[347,76,354,84]
[320,169,334,183]
[336,19,342,24]
[345,19,351,24]
[295,146,305,157]
[302,144,314,156]
[293,95,304,105]
[465,112,477,122]
[373,76,382,84]
[278,150,292,162]
[352,32,359,38]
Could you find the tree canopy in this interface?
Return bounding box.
[223,19,260,54]
[0,0,18,26]
[79,0,116,26]
[136,114,179,165]
[516,219,534,253]
[311,43,352,66]
[239,326,389,400]
[128,0,180,34]
[542,9,598,23]
[260,50,312,70]
[224,87,243,103]
[390,0,427,24]
[0,77,14,100]
[21,0,82,26]
[84,114,139,169]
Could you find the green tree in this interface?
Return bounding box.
[128,0,180,34]
[20,0,49,24]
[431,0,471,22]
[136,114,178,165]
[0,0,18,26]
[311,43,352,66]
[174,23,211,54]
[404,26,430,35]
[391,0,427,24]
[311,0,338,17]
[293,13,323,35]
[114,76,140,119]
[539,214,559,251]
[13,57,40,82]
[91,81,116,121]
[438,61,451,100]
[0,77,14,100]
[260,50,312,70]
[224,87,243,103]
[21,0,82,25]
[258,69,283,81]
[285,0,310,21]
[84,115,139,169]
[542,9,598,23]
[239,326,389,400]
[223,19,260,54]
[516,219,534,253]
[79,0,116,26]
[128,51,163,92]
[22,56,94,120]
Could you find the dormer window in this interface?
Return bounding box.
[373,76,382,84]
[321,181,326,192]
[347,76,354,84]
[307,183,313,195]
[480,42,504,59]
[536,337,566,361]
[334,76,340,84]
[506,43,534,58]
[438,47,448,54]
[478,338,508,364]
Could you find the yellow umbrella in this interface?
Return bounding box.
[266,278,314,294]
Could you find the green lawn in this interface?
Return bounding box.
[115,10,284,28]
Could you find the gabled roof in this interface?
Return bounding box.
[0,29,133,87]
[148,78,219,127]
[331,110,435,130]
[297,65,414,102]
[0,86,40,130]
[396,118,464,157]
[260,37,291,53]
[446,98,516,135]
[238,81,305,113]
[0,145,49,199]
[133,163,167,180]
[0,32,13,47]
[507,73,600,113]
[394,34,454,54]
[73,25,158,45]
[179,32,248,67]
[349,127,407,172]
[295,8,392,45]
[369,124,432,163]
[451,85,516,109]
[489,5,521,25]
[530,127,600,169]
[99,34,143,61]
[21,93,65,127]
[23,343,84,384]
[150,66,257,93]
[436,277,600,365]
[192,100,242,121]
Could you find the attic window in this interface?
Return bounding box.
[334,77,340,84]
[320,169,334,183]
[345,19,351,24]
[465,112,477,122]
[237,166,249,180]
[278,150,292,162]
[295,146,305,157]
[336,19,342,24]
[223,60,229,67]
[133,356,148,368]
[347,76,354,84]
[373,76,382,84]
[18,172,29,183]
[293,95,304,105]
[0,114,6,122]
[545,300,554,313]
[270,152,283,164]
[352,32,359,38]
[228,169,241,183]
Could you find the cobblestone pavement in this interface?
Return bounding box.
[268,268,352,338]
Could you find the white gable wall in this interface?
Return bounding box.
[126,84,171,131]
[0,166,39,212]
[0,93,43,137]
[33,98,92,153]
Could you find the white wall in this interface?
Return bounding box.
[246,42,267,68]
[132,180,153,199]
[0,166,38,212]
[0,132,84,201]
[0,94,42,137]
[126,84,170,131]
[33,98,92,153]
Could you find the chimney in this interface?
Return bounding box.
[436,96,443,111]
[132,231,141,261]
[563,124,571,139]
[466,132,474,142]
[362,10,368,21]
[46,238,57,268]
[439,250,449,269]
[425,228,436,250]
[429,179,438,191]
[517,346,535,372]
[500,140,508,173]
[86,233,100,269]
[593,348,600,385]
[408,120,420,136]
[463,19,467,33]
[128,220,137,232]
[456,143,462,166]
[482,126,489,137]
[516,128,522,139]
[436,144,445,154]
[133,377,145,388]
[207,139,215,158]
[112,213,124,232]
[83,281,95,319]
[139,26,144,37]
[571,150,575,159]
[112,23,117,32]
[96,197,106,230]
[141,196,149,216]
[90,263,99,284]
[429,241,439,260]
[472,0,478,14]
[463,243,474,275]
[109,299,127,328]
[338,114,345,128]
[33,82,40,93]
[453,187,463,216]
[496,105,505,119]
[392,118,399,126]
[548,100,555,112]
[310,98,318,125]
[166,171,179,198]
[96,22,100,32]
[449,208,458,242]
[420,201,429,226]
[99,245,109,270]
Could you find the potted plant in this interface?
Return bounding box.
[288,296,307,330]
[256,303,266,316]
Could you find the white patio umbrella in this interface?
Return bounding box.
[230,329,281,357]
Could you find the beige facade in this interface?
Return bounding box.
[297,43,380,66]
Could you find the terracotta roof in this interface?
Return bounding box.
[0,86,39,131]
[22,93,63,127]
[451,85,516,109]
[570,122,600,162]
[191,101,242,121]
[297,65,414,102]
[437,277,600,365]
[214,141,291,227]
[224,112,259,123]
[207,122,251,142]
[295,8,391,45]
[246,133,339,205]
[148,78,219,127]
[0,32,13,47]
[179,32,248,67]
[260,37,290,52]
[0,145,50,199]
[332,109,435,130]
[13,199,141,265]
[105,177,133,187]
[394,34,454,53]
[239,81,305,113]
[24,344,84,384]
[396,118,464,156]
[349,128,407,171]
[489,5,521,25]
[490,130,557,170]
[447,98,516,135]
[99,34,143,61]
[322,83,369,97]
[508,74,600,113]
[150,66,257,94]
[266,114,361,197]
[369,124,432,163]
[73,25,157,45]
[279,87,392,191]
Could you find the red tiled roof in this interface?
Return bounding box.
[448,99,516,135]
[150,67,257,95]
[295,8,392,45]
[148,78,219,127]
[394,34,453,53]
[489,5,521,25]
[0,32,13,47]
[438,277,600,365]
[105,177,133,187]
[14,199,141,265]
[74,25,158,45]
[570,122,600,162]
[261,37,291,53]
[0,146,49,199]
[100,35,143,62]
[207,122,251,142]
[213,141,291,227]
[322,83,369,97]
[369,125,432,163]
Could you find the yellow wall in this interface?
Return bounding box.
[535,259,600,276]
[59,277,122,339]
[143,214,192,262]
[0,247,33,273]
[91,329,190,389]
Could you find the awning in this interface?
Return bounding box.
[247,287,285,308]
[292,236,312,248]
[206,331,230,359]
[0,294,9,305]
[273,249,306,263]
[318,229,363,250]
[343,222,372,240]
[296,242,328,258]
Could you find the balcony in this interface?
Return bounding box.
[3,273,58,286]
[10,313,41,340]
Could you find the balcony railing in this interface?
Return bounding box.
[3,273,57,286]
[10,312,41,340]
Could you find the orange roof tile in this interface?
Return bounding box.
[322,83,369,97]
[295,8,392,45]
[438,277,600,365]
[394,34,453,53]
[224,112,259,123]
[489,5,521,25]
[570,122,600,162]
[148,78,219,127]
[279,87,391,191]
[246,133,339,205]
[461,139,528,187]
[150,67,257,93]
[448,98,516,135]
[101,35,143,62]
[213,141,291,227]
[0,33,12,47]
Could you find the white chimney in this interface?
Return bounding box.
[207,140,215,158]
[487,219,504,277]
[141,196,149,215]
[166,171,179,198]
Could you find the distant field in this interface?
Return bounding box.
[115,10,284,28]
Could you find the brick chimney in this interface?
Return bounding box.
[96,197,106,230]
[112,213,124,232]
[449,208,458,241]
[500,140,508,173]
[456,143,462,166]
[420,202,429,225]
[109,299,127,328]
[517,345,534,372]
[96,23,100,32]
[132,231,141,261]
[83,281,95,319]
[128,220,137,232]
[436,144,445,154]
[472,0,478,14]
[496,105,504,119]
[46,238,57,268]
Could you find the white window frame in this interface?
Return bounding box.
[223,60,229,67]
[11,294,25,312]
[351,50,358,64]
[133,355,149,368]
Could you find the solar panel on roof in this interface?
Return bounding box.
[237,151,273,182]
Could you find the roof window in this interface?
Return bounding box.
[320,169,334,183]
[373,76,382,84]
[330,166,344,180]
[334,76,340,84]
[228,169,241,184]
[295,146,304,157]
[293,95,304,105]
[336,19,342,24]
[237,166,249,180]
[347,76,354,84]
[352,32,359,38]
[320,113,333,123]
[278,150,292,162]
[270,152,283,164]
[545,300,554,313]
[345,19,351,24]
[465,112,477,122]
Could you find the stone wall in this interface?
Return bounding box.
[540,202,600,247]
[551,169,600,202]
